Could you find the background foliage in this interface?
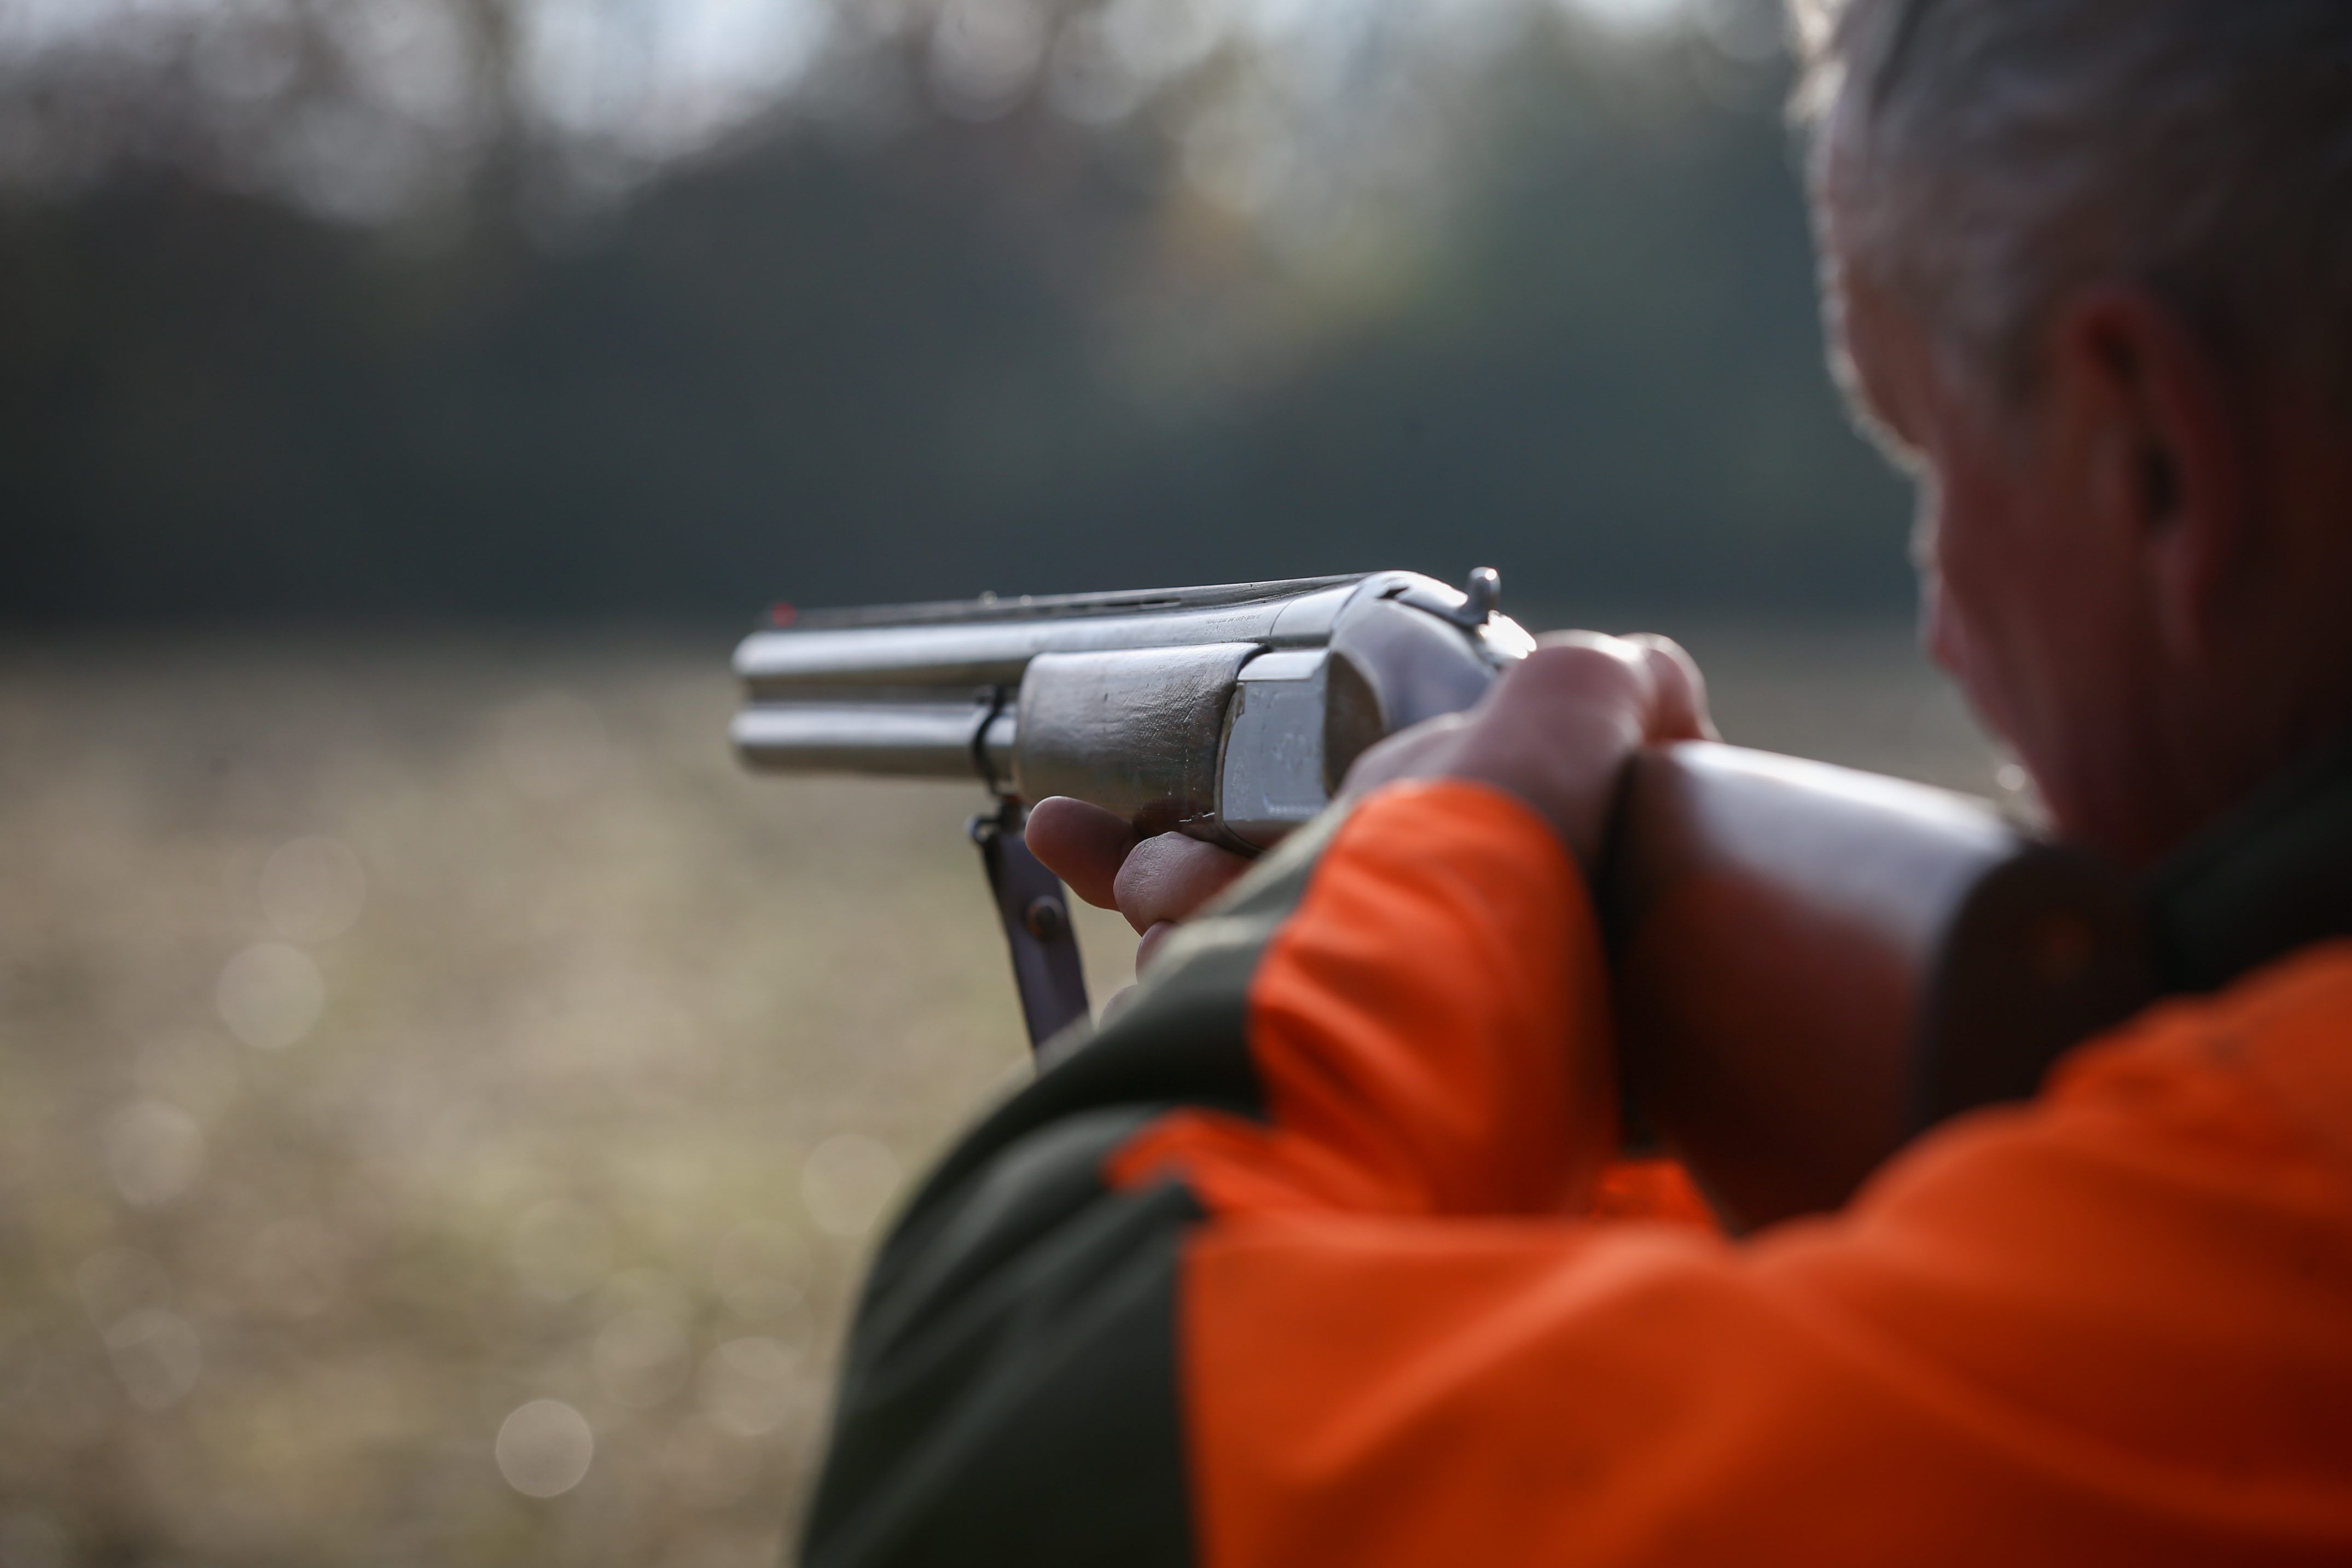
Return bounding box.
[0,0,1909,624]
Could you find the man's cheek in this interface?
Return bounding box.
[1922,572,1989,714]
[1910,477,1971,681]
[1920,525,2024,747]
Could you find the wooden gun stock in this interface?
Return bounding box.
[1608,742,2158,1232]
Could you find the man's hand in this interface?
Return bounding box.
[1025,632,1714,973]
[1023,794,1250,974]
[1339,631,1715,868]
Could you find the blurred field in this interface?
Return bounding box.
[0,622,1995,1567]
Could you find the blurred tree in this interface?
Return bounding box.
[0,0,1909,624]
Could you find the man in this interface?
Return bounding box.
[800,1,2352,1561]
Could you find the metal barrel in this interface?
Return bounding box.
[731,575,1373,698]
[725,571,1515,796]
[729,701,1001,779]
[729,574,1393,781]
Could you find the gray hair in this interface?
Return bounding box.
[1788,0,2352,410]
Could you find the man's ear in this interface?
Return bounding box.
[2047,285,2252,662]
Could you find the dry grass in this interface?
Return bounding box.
[0,622,1992,1566]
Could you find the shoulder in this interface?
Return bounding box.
[2045,938,2352,1168]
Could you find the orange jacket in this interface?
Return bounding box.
[801,780,2352,1566]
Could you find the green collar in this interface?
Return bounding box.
[2145,736,2352,994]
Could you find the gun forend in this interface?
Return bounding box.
[730,570,1535,846]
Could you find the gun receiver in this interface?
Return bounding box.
[734,570,1531,847]
[732,571,2156,1231]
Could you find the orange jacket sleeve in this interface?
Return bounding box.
[1105,779,1625,1219]
[800,779,2352,1567]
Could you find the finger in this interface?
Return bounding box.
[1135,920,1180,973]
[1455,634,1660,866]
[1338,711,1469,797]
[1624,632,1719,742]
[1113,833,1251,934]
[1506,633,1658,728]
[1023,796,1136,910]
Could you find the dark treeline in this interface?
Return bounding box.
[0,10,1911,626]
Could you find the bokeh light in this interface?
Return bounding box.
[799,1134,903,1239]
[659,1412,764,1511]
[495,1398,596,1497]
[216,943,327,1051]
[595,1308,695,1409]
[101,1101,205,1209]
[76,1247,171,1325]
[104,1306,203,1410]
[698,1335,805,1438]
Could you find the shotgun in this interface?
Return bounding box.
[731,570,2158,1230]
